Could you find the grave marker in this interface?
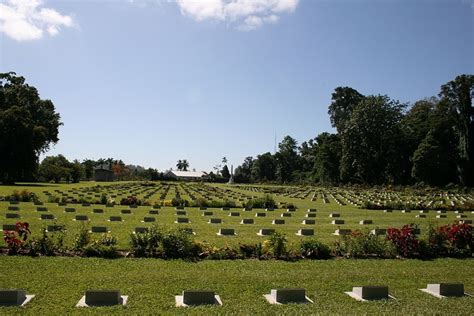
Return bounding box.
[0,289,35,306]
[175,290,222,307]
[345,286,391,301]
[76,290,127,307]
[264,288,312,304]
[420,283,466,298]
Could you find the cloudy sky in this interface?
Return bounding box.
[1,0,473,171]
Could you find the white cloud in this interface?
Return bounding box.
[174,0,299,30]
[0,0,74,41]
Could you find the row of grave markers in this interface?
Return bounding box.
[1,283,468,307]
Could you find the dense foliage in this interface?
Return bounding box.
[0,72,62,184]
[234,74,473,186]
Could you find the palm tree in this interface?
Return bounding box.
[176,160,183,171]
[182,159,189,171]
[222,157,228,164]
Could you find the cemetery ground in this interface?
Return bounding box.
[1,181,472,248]
[0,256,473,314]
[1,181,473,313]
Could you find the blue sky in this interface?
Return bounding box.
[1,0,473,171]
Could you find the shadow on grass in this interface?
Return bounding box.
[0,182,60,188]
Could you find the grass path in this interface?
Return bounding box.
[0,257,472,314]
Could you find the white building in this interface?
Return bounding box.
[165,170,208,181]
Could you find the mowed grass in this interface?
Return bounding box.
[0,257,473,314]
[0,182,471,248]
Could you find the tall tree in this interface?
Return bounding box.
[182,159,189,171]
[340,95,406,184]
[328,87,365,133]
[0,72,62,183]
[251,152,276,181]
[38,155,71,183]
[275,136,299,182]
[439,74,474,186]
[314,133,341,185]
[234,156,253,183]
[82,159,96,180]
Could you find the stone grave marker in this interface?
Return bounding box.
[40,214,55,220]
[302,219,315,225]
[296,229,314,236]
[345,286,391,301]
[370,229,386,236]
[47,225,63,232]
[240,218,254,224]
[37,207,48,212]
[93,209,104,214]
[121,210,132,214]
[109,216,123,222]
[331,219,345,225]
[143,217,156,223]
[65,208,75,213]
[264,288,312,304]
[257,228,275,236]
[420,283,466,298]
[305,213,316,218]
[217,228,236,236]
[134,227,149,234]
[75,215,89,221]
[175,217,190,223]
[175,290,222,307]
[176,210,187,216]
[209,218,222,224]
[0,289,35,306]
[333,229,352,235]
[76,290,127,307]
[281,213,292,217]
[272,219,285,225]
[329,213,340,218]
[149,210,159,215]
[7,206,19,211]
[91,226,108,233]
[255,212,266,217]
[359,220,373,225]
[6,213,20,219]
[2,224,16,231]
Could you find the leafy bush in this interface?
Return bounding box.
[239,243,263,259]
[171,196,189,207]
[129,226,163,257]
[83,233,119,259]
[386,224,420,258]
[263,232,287,259]
[27,226,66,257]
[428,223,472,258]
[203,244,240,260]
[299,238,331,259]
[244,195,276,209]
[73,224,91,251]
[161,228,195,259]
[120,196,139,206]
[6,190,39,203]
[3,222,31,255]
[333,230,396,258]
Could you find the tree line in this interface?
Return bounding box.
[1,72,472,186]
[234,74,473,186]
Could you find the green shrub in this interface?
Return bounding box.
[73,224,91,251]
[31,224,66,257]
[244,194,276,209]
[299,238,331,259]
[334,230,396,258]
[239,243,263,259]
[161,228,194,259]
[83,233,119,259]
[263,232,287,259]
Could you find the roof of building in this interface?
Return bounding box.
[167,170,207,178]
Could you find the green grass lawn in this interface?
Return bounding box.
[0,257,472,314]
[1,182,469,249]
